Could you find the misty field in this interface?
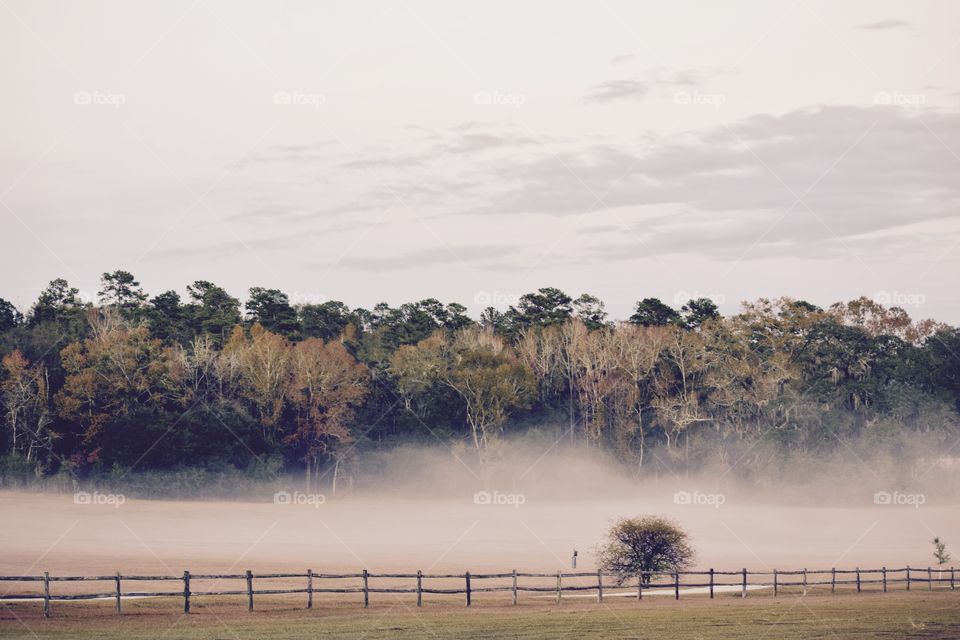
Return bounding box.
[3,486,960,639]
[2,592,959,639]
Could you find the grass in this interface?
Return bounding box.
[1,590,959,639]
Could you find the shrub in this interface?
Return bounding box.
[596,515,695,585]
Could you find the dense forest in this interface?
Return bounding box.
[1,271,959,493]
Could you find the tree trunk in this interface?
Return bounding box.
[331,456,340,497]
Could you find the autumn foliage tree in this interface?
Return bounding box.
[287,338,369,491]
[56,310,186,445]
[2,350,55,465]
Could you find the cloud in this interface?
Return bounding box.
[333,244,523,271]
[458,105,960,261]
[584,68,729,103]
[227,106,960,269]
[584,79,652,103]
[857,19,911,30]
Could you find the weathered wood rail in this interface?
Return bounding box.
[0,565,955,618]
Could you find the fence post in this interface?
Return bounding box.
[183,571,191,614]
[831,568,836,594]
[906,566,911,591]
[43,571,50,618]
[416,570,422,607]
[773,569,778,597]
[362,569,369,608]
[307,569,313,609]
[637,572,643,600]
[951,567,955,591]
[465,571,472,607]
[596,570,603,603]
[512,570,517,605]
[674,571,679,600]
[556,571,562,604]
[709,568,714,599]
[882,566,887,593]
[803,568,808,596]
[246,570,254,611]
[115,571,122,615]
[741,568,747,598]
[856,567,861,593]
[928,567,933,591]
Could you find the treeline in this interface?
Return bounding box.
[1,271,959,489]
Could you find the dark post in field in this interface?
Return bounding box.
[831,568,836,594]
[465,571,471,607]
[597,570,603,603]
[709,568,714,599]
[115,571,122,614]
[882,566,887,593]
[183,571,191,614]
[802,568,808,596]
[362,569,369,607]
[307,569,313,609]
[674,571,679,600]
[556,571,562,604]
[741,568,747,598]
[951,567,955,590]
[416,570,422,607]
[42,571,50,618]
[928,567,933,591]
[907,566,911,591]
[856,567,861,593]
[512,569,517,605]
[773,569,778,597]
[246,570,254,610]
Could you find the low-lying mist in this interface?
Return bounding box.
[3,428,957,577]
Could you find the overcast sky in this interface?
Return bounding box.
[2,0,959,322]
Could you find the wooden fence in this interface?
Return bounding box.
[0,566,955,618]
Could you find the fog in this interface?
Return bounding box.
[2,435,957,578]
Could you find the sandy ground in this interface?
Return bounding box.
[1,491,956,578]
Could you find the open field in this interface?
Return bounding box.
[3,489,957,637]
[2,491,958,576]
[2,591,960,639]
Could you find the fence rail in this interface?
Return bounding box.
[0,565,955,618]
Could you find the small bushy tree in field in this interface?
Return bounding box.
[933,536,951,578]
[596,516,694,585]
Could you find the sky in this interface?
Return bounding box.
[1,0,959,322]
